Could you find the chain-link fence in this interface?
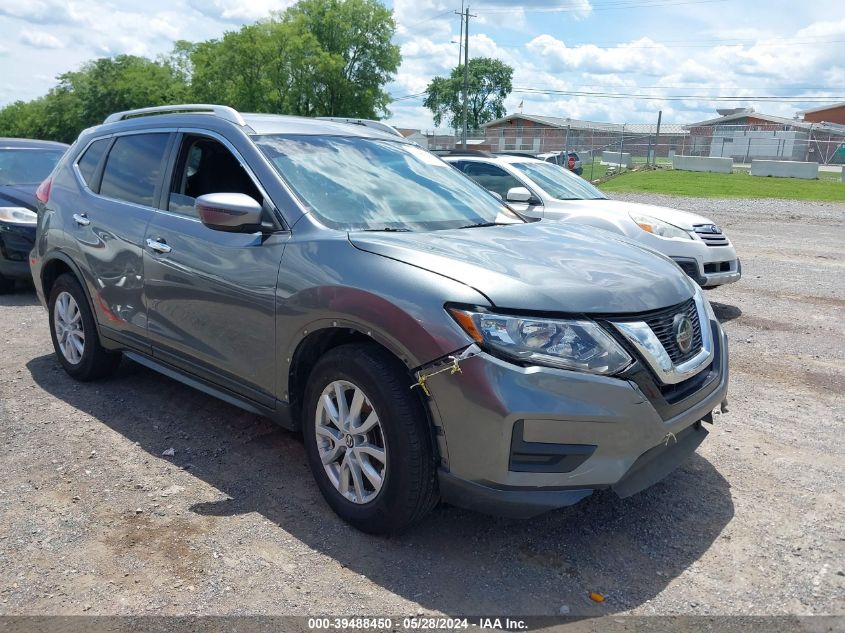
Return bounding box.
[417,119,845,178]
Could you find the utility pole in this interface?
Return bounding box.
[652,110,662,166]
[619,123,625,171]
[457,1,464,68]
[455,5,475,149]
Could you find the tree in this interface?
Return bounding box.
[283,0,401,118]
[0,0,401,142]
[423,57,513,130]
[0,55,189,143]
[190,0,401,118]
[190,18,335,116]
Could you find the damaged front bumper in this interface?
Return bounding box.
[422,321,729,518]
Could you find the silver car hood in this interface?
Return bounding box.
[349,221,694,314]
[550,199,715,231]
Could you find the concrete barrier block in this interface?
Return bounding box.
[750,160,819,179]
[601,151,633,168]
[672,155,733,174]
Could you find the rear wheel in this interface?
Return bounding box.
[48,273,121,381]
[302,343,439,534]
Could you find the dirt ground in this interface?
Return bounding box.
[0,195,843,618]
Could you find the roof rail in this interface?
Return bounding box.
[494,151,540,157]
[316,117,404,138]
[436,150,495,157]
[103,104,247,126]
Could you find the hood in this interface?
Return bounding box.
[0,184,38,211]
[349,221,694,314]
[554,199,715,230]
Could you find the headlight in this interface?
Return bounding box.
[0,207,37,226]
[448,307,632,375]
[630,212,691,240]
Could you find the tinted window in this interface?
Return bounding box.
[0,149,64,186]
[462,162,525,199]
[76,139,110,190]
[100,134,170,207]
[168,136,262,218]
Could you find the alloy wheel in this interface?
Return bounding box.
[314,380,387,504]
[54,291,85,365]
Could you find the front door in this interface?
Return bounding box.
[143,133,288,406]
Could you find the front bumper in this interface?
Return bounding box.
[427,319,729,518]
[0,223,36,280]
[673,256,742,289]
[637,231,740,288]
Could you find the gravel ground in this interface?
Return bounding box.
[0,195,843,619]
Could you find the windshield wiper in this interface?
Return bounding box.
[360,227,412,232]
[457,222,509,229]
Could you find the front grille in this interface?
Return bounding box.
[693,224,730,247]
[641,298,703,364]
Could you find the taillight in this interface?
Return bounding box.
[36,177,52,204]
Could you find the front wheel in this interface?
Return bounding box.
[302,343,439,534]
[48,273,121,381]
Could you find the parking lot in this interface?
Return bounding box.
[0,193,843,617]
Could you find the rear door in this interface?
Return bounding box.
[142,132,288,406]
[68,132,174,350]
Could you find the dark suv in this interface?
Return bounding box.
[32,105,729,533]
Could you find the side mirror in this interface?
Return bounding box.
[506,186,533,203]
[196,193,262,232]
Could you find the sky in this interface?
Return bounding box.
[0,0,843,131]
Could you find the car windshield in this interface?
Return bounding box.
[255,135,523,231]
[0,148,64,186]
[512,161,607,201]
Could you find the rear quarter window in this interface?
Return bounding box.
[75,139,110,191]
[99,134,170,207]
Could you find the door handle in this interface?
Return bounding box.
[145,238,172,254]
[72,213,90,227]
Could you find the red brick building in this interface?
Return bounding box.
[801,102,845,125]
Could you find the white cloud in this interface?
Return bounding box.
[20,30,64,49]
[188,0,297,22]
[526,35,669,76]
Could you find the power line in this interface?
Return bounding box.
[475,0,730,14]
[512,87,845,102]
[489,37,845,49]
[389,87,845,103]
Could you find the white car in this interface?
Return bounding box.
[445,153,741,288]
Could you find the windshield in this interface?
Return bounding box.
[512,161,607,201]
[0,149,64,186]
[255,135,523,231]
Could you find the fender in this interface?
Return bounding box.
[277,286,472,401]
[40,250,97,316]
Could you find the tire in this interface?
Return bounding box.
[48,273,121,381]
[302,343,439,534]
[0,274,14,294]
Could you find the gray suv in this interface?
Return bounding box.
[32,105,729,533]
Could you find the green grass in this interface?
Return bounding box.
[581,157,671,183]
[597,168,845,202]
